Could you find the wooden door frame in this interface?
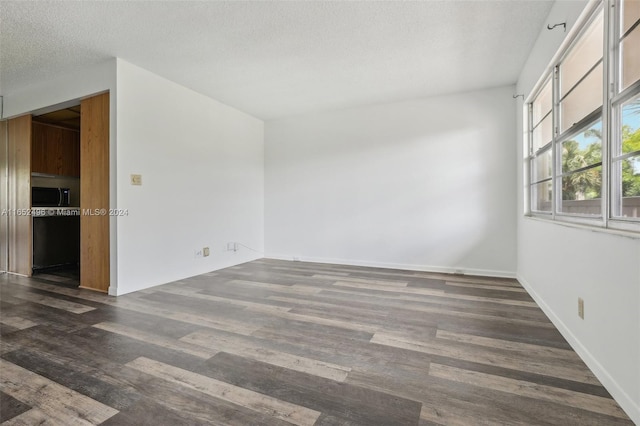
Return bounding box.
[0,120,8,273]
[80,92,110,292]
[6,115,32,276]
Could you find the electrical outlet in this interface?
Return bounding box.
[130,174,142,186]
[578,297,584,319]
[203,247,210,257]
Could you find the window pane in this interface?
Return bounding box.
[612,155,640,218]
[531,181,552,212]
[623,156,640,196]
[620,194,640,218]
[620,96,640,156]
[533,149,552,182]
[560,63,603,131]
[561,121,602,173]
[612,97,640,219]
[560,11,603,97]
[532,114,553,152]
[532,79,552,125]
[621,0,640,35]
[560,166,602,215]
[622,27,640,90]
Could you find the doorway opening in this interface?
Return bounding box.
[1,92,110,293]
[31,105,81,287]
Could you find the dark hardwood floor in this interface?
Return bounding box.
[0,259,634,425]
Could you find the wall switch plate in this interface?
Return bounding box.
[578,297,584,319]
[203,247,210,257]
[131,174,142,185]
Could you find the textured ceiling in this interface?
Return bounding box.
[0,1,553,120]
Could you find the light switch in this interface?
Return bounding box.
[131,174,142,186]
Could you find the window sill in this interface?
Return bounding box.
[524,215,640,239]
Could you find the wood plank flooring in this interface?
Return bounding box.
[0,259,634,425]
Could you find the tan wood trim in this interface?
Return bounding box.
[80,93,110,293]
[7,115,32,276]
[0,120,8,272]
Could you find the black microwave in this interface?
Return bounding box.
[32,187,71,207]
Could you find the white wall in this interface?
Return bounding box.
[265,86,517,276]
[114,60,264,295]
[516,1,640,423]
[1,59,116,120]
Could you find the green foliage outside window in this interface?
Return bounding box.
[621,125,640,197]
[561,123,640,200]
[561,126,602,201]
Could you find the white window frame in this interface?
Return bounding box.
[528,77,553,215]
[609,0,640,232]
[525,0,640,234]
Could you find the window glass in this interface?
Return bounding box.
[532,80,552,125]
[560,63,603,131]
[558,121,602,216]
[533,149,552,182]
[559,166,602,215]
[621,0,640,35]
[622,155,640,197]
[621,96,640,155]
[532,181,552,212]
[560,12,603,96]
[532,114,553,152]
[612,97,640,219]
[621,26,640,90]
[561,121,603,173]
[612,155,640,218]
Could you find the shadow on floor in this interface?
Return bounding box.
[31,265,79,288]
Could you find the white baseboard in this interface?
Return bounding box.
[517,274,640,425]
[109,254,262,296]
[265,253,516,279]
